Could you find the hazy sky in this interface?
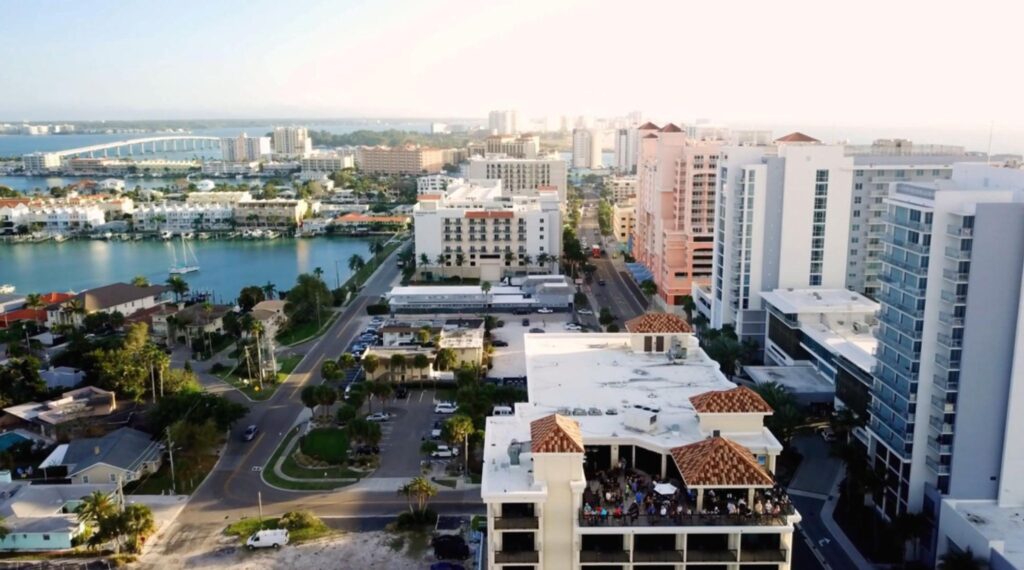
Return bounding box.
[1,0,1021,133]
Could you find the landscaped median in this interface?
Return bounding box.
[212,353,303,401]
[225,511,331,545]
[261,425,374,491]
[275,311,340,346]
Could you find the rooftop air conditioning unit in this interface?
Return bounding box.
[624,405,658,433]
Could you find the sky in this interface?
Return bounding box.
[1,0,1022,137]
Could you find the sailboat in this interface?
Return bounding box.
[169,235,200,275]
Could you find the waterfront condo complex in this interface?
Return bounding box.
[482,314,800,569]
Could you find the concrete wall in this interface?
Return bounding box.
[0,527,77,551]
[533,452,584,569]
[950,204,1024,500]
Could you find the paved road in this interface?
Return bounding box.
[576,196,646,324]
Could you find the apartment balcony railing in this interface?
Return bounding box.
[936,332,963,349]
[944,246,972,261]
[879,310,923,339]
[942,269,970,284]
[687,550,739,563]
[931,395,955,415]
[882,213,931,232]
[934,373,959,393]
[946,225,973,237]
[935,352,961,370]
[940,290,967,306]
[632,550,686,563]
[878,290,925,319]
[580,550,631,563]
[926,456,951,475]
[927,437,953,456]
[877,273,926,297]
[937,311,964,327]
[889,236,929,254]
[494,517,539,530]
[739,549,789,563]
[495,550,539,564]
[577,509,794,529]
[880,252,928,275]
[929,416,954,435]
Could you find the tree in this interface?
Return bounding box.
[480,281,492,311]
[119,503,156,553]
[419,253,430,268]
[679,295,696,322]
[443,414,474,472]
[284,273,332,327]
[753,381,804,444]
[92,323,152,401]
[261,281,277,300]
[369,380,394,411]
[169,419,220,488]
[315,384,337,419]
[148,391,248,435]
[893,512,931,562]
[413,353,430,377]
[435,348,457,371]
[389,354,406,380]
[76,490,117,528]
[131,275,150,287]
[939,548,983,570]
[321,360,342,381]
[640,279,657,298]
[348,253,366,274]
[165,275,190,302]
[362,354,380,378]
[537,252,551,273]
[23,293,44,310]
[455,252,465,268]
[301,385,320,418]
[599,307,615,327]
[434,253,446,280]
[416,326,433,345]
[237,285,266,312]
[338,352,357,371]
[399,476,438,513]
[313,266,324,281]
[370,239,385,259]
[61,297,86,326]
[336,404,357,425]
[346,418,382,446]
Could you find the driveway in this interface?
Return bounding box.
[374,387,438,478]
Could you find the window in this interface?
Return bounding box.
[110,473,118,483]
[82,475,90,484]
[43,534,51,541]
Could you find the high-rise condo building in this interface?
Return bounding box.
[271,126,312,157]
[866,164,1024,531]
[356,145,445,175]
[466,154,568,201]
[632,123,722,308]
[482,315,801,569]
[413,179,561,281]
[220,133,271,162]
[696,133,854,343]
[488,110,519,135]
[572,129,602,169]
[484,134,540,159]
[614,127,640,173]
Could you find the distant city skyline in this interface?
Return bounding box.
[1,0,1021,131]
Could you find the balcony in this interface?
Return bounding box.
[579,550,631,563]
[944,246,972,261]
[632,550,686,563]
[935,352,961,370]
[926,456,951,476]
[880,252,928,275]
[889,235,929,254]
[687,550,739,563]
[934,373,959,392]
[883,213,931,232]
[940,290,967,306]
[937,311,964,327]
[495,550,539,564]
[494,517,539,530]
[946,225,973,237]
[739,549,789,563]
[936,332,963,349]
[577,510,793,529]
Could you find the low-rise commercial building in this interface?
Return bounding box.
[233,199,309,229]
[414,180,562,281]
[301,152,355,173]
[612,200,635,247]
[185,191,252,205]
[201,161,260,176]
[385,276,574,313]
[606,175,637,203]
[132,203,234,232]
[466,154,568,201]
[482,321,799,569]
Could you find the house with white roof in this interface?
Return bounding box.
[0,483,117,551]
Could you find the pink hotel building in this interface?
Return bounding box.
[633,123,723,308]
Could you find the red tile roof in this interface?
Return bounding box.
[530,414,584,453]
[689,386,773,414]
[0,309,47,328]
[774,132,820,143]
[670,436,774,487]
[625,313,692,333]
[637,122,661,130]
[465,211,514,219]
[660,123,683,133]
[643,134,659,139]
[418,194,444,201]
[335,212,410,224]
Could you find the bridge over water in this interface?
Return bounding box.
[54,135,222,158]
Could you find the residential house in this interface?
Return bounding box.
[39,367,86,390]
[1,386,117,439]
[45,283,167,329]
[361,346,435,382]
[250,300,287,339]
[39,427,162,485]
[0,483,118,551]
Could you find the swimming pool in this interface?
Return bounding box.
[0,432,31,452]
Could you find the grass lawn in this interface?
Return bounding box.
[217,354,303,401]
[262,429,364,491]
[299,428,349,463]
[225,516,331,545]
[275,312,339,346]
[278,354,302,375]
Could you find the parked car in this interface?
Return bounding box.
[598,279,607,286]
[819,427,837,442]
[431,421,443,439]
[577,308,594,315]
[529,328,545,333]
[564,323,583,331]
[366,412,391,422]
[521,318,530,326]
[352,444,380,455]
[242,424,259,442]
[537,307,553,314]
[430,563,465,570]
[434,403,458,414]
[431,444,460,458]
[491,339,509,347]
[395,386,408,399]
[432,535,469,560]
[247,529,289,550]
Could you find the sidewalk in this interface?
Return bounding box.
[820,466,874,570]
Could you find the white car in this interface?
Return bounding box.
[247,529,289,550]
[366,412,391,422]
[564,323,583,331]
[577,308,594,315]
[434,403,458,414]
[431,445,460,458]
[537,307,554,314]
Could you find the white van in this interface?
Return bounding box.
[492,406,513,416]
[247,529,289,550]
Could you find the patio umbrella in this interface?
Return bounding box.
[654,482,678,496]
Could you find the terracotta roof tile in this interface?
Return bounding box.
[530,414,584,453]
[689,386,773,414]
[637,122,661,130]
[660,123,683,133]
[643,134,659,139]
[670,436,774,487]
[774,132,820,143]
[625,313,692,333]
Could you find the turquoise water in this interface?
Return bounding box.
[0,237,380,303]
[0,432,29,452]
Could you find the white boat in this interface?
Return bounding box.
[244,229,264,239]
[90,231,113,240]
[0,285,14,294]
[51,233,68,243]
[264,230,280,240]
[169,235,200,275]
[160,230,173,241]
[197,232,210,240]
[181,232,195,240]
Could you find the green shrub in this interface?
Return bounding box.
[395,508,437,530]
[280,510,320,530]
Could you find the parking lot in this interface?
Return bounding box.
[488,310,575,379]
[374,387,443,477]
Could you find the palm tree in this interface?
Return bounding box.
[434,253,447,280]
[443,414,475,473]
[348,253,366,275]
[893,512,931,561]
[370,239,385,259]
[455,252,465,270]
[435,348,457,371]
[248,319,267,388]
[419,253,430,268]
[389,354,407,381]
[61,297,86,326]
[399,476,438,513]
[131,275,150,287]
[0,516,9,542]
[120,503,156,554]
[338,352,357,371]
[481,281,492,312]
[261,281,277,300]
[76,490,116,527]
[315,384,337,419]
[413,353,430,379]
[521,254,533,269]
[537,252,550,274]
[939,548,983,570]
[301,385,319,419]
[24,293,44,309]
[362,353,380,381]
[165,275,190,303]
[313,266,325,281]
[503,250,515,269]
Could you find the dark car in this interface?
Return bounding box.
[430,563,465,570]
[598,279,606,286]
[395,386,409,399]
[432,535,469,560]
[529,328,545,333]
[352,444,380,455]
[242,425,259,441]
[521,318,530,326]
[491,340,509,347]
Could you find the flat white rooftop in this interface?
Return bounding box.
[945,499,1024,568]
[482,333,782,499]
[745,365,834,400]
[760,288,878,315]
[800,319,877,372]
